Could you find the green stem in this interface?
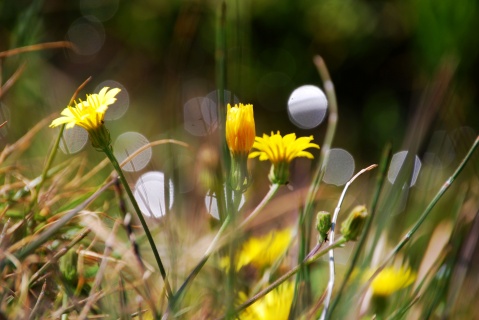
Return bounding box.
[239,183,280,229]
[102,147,173,299]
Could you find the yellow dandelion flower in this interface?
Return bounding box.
[240,229,292,270]
[226,103,255,155]
[221,229,292,271]
[370,266,416,296]
[50,87,121,150]
[50,87,121,131]
[225,103,255,190]
[240,281,294,320]
[248,131,319,184]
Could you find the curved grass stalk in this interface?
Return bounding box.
[320,165,377,320]
[328,144,392,317]
[118,139,190,168]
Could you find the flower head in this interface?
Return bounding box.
[50,87,121,150]
[370,266,416,296]
[221,229,292,271]
[249,131,319,184]
[226,103,255,155]
[240,281,294,320]
[50,87,121,131]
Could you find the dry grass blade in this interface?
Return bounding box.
[28,280,47,320]
[0,62,27,99]
[0,114,56,164]
[0,41,75,59]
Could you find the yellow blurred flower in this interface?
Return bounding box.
[226,103,255,155]
[370,266,416,296]
[222,229,292,271]
[240,281,294,320]
[50,87,121,131]
[50,87,121,150]
[249,131,319,184]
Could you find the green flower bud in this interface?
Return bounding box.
[60,249,78,282]
[340,205,368,241]
[316,211,331,243]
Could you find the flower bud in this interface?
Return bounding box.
[340,205,368,241]
[316,211,331,243]
[226,103,255,191]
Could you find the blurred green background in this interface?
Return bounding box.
[1,0,478,167]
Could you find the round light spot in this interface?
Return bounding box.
[288,85,328,129]
[114,132,152,172]
[387,151,422,186]
[80,0,119,21]
[322,148,355,186]
[59,126,88,154]
[67,16,105,56]
[134,171,173,218]
[205,187,245,220]
[183,97,218,136]
[95,80,129,120]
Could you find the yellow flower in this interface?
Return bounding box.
[240,281,294,320]
[226,103,255,155]
[221,229,292,271]
[50,87,121,149]
[226,103,255,190]
[249,131,319,184]
[50,87,121,131]
[370,266,416,296]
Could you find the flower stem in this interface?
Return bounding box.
[102,147,173,299]
[239,183,281,229]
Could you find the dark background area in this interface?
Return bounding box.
[1,0,478,168]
